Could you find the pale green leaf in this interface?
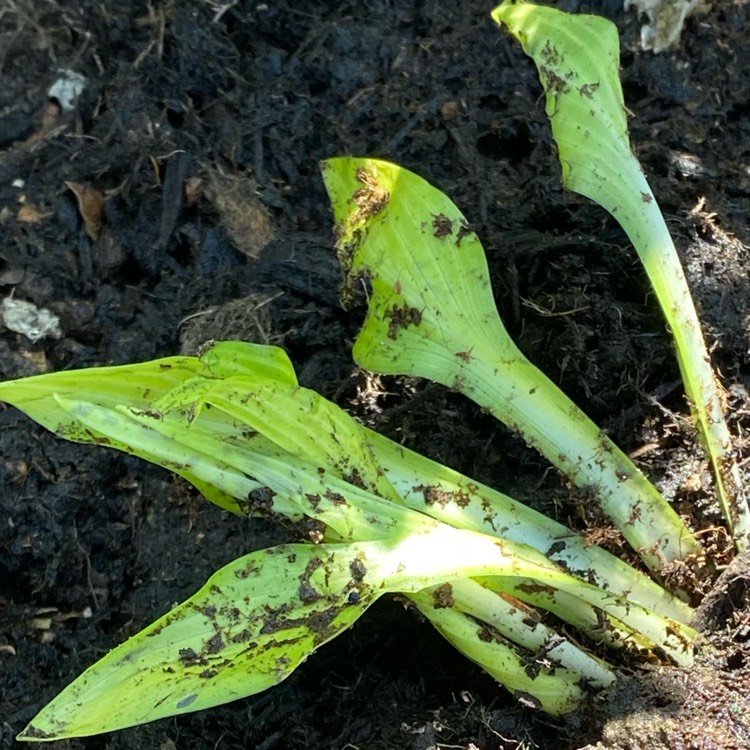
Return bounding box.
[200,341,298,385]
[0,343,300,516]
[322,155,515,373]
[365,427,694,623]
[491,0,749,545]
[18,543,378,740]
[0,355,203,440]
[55,377,696,664]
[150,374,402,504]
[322,156,702,573]
[54,395,413,539]
[19,521,618,739]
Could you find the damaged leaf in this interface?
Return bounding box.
[322,156,703,574]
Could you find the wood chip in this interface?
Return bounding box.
[66,181,105,239]
[17,204,43,224]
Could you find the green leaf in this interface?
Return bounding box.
[23,337,689,623]
[17,542,378,740]
[0,342,295,440]
[491,0,749,546]
[59,377,696,649]
[322,156,703,574]
[53,394,274,516]
[365,428,695,625]
[492,2,630,213]
[1,337,695,729]
[0,355,202,440]
[200,341,298,385]
[0,355,240,513]
[55,372,695,645]
[323,156,512,371]
[0,342,299,515]
[150,374,403,505]
[19,521,625,739]
[419,578,616,691]
[57,394,411,540]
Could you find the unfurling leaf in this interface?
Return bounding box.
[322,156,703,574]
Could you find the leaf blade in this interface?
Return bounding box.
[492,0,750,545]
[18,543,378,740]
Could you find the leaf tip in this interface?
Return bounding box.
[16,723,59,743]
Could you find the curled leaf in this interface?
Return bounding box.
[322,156,703,574]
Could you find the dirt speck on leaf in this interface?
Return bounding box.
[385,303,422,339]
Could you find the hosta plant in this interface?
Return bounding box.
[4,0,738,742]
[6,340,693,740]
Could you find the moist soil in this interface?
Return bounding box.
[2,1,750,748]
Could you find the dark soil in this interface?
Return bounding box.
[2,1,750,748]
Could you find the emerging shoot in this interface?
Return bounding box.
[491,0,750,547]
